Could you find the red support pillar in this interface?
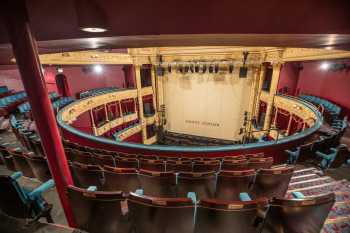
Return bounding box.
[2,0,76,227]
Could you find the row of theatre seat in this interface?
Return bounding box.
[77,87,119,99]
[286,117,349,169]
[299,94,341,118]
[0,91,27,116]
[65,147,274,172]
[70,162,293,200]
[66,184,335,233]
[17,92,59,113]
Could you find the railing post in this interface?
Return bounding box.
[1,0,76,227]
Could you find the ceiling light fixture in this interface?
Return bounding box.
[75,0,109,33]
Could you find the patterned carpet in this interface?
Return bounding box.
[288,167,350,233]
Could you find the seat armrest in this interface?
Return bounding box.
[239,192,252,201]
[316,151,328,159]
[135,189,144,195]
[28,179,55,200]
[330,148,337,153]
[187,192,197,204]
[292,191,305,199]
[10,171,23,180]
[87,186,97,191]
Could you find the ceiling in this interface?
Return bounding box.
[0,0,350,66]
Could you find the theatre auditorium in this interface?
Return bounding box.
[0,1,350,233]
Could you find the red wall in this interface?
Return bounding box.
[0,67,57,92]
[277,62,300,95]
[0,64,130,97]
[278,59,350,117]
[44,65,127,97]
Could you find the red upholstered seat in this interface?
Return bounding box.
[177,172,216,199]
[262,193,335,233]
[248,157,273,170]
[252,166,294,199]
[128,192,195,233]
[70,162,104,189]
[195,198,269,233]
[9,149,35,178]
[139,159,166,172]
[221,158,249,171]
[215,169,256,200]
[166,160,193,172]
[103,166,140,192]
[0,146,16,171]
[138,169,177,197]
[92,154,116,167]
[69,149,94,164]
[118,152,138,159]
[192,160,221,172]
[115,157,139,169]
[67,186,130,233]
[26,155,52,182]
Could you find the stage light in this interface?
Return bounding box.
[93,64,103,73]
[320,62,330,70]
[325,46,333,50]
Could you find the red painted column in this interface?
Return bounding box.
[1,0,76,226]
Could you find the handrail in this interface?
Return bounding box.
[57,94,323,153]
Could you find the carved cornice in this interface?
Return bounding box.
[37,51,133,65]
[282,48,350,62]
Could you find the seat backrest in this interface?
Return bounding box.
[298,142,314,162]
[25,155,52,182]
[70,150,93,164]
[0,175,28,218]
[166,160,193,172]
[67,186,128,233]
[330,144,349,168]
[103,166,140,192]
[71,162,104,189]
[128,192,195,233]
[92,154,116,167]
[9,149,35,178]
[262,193,335,233]
[248,157,273,170]
[177,172,216,199]
[138,170,177,197]
[215,170,256,200]
[139,159,166,172]
[115,157,139,169]
[195,198,269,233]
[245,152,265,159]
[221,159,249,171]
[0,147,16,171]
[193,160,221,172]
[252,166,294,199]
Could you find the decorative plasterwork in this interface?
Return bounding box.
[36,51,133,65]
[141,86,154,96]
[94,113,138,136]
[145,115,156,125]
[114,124,142,141]
[144,135,158,145]
[61,89,137,123]
[273,96,317,124]
[282,48,350,62]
